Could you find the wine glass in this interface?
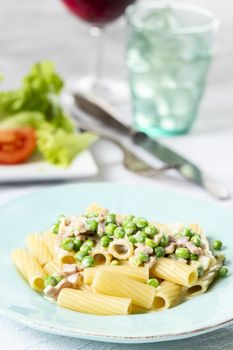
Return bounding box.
[61,0,136,99]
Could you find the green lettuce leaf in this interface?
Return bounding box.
[0,111,97,167]
[0,111,52,131]
[0,62,97,167]
[0,61,73,131]
[37,129,97,167]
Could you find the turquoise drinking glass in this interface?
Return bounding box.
[126,1,219,136]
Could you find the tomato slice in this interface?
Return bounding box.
[0,127,36,164]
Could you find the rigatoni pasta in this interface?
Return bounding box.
[83,265,149,284]
[57,289,132,315]
[12,203,228,315]
[150,257,198,287]
[26,233,52,266]
[92,270,155,309]
[153,281,184,310]
[11,248,45,291]
[42,231,57,257]
[91,247,112,265]
[43,261,62,275]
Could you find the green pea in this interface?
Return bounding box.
[75,251,86,262]
[105,223,117,236]
[154,246,165,257]
[144,225,158,237]
[135,231,146,243]
[191,235,201,247]
[190,253,199,261]
[44,275,61,287]
[82,255,94,268]
[197,266,204,277]
[147,278,160,288]
[114,227,125,239]
[123,215,135,226]
[73,238,82,251]
[137,251,149,263]
[52,222,59,234]
[100,235,111,248]
[159,235,169,247]
[85,212,98,218]
[218,266,228,278]
[86,219,98,232]
[131,257,141,267]
[212,240,222,250]
[84,239,95,248]
[182,228,193,238]
[60,238,74,251]
[80,244,91,255]
[105,213,116,224]
[175,247,190,259]
[111,260,120,266]
[134,217,148,229]
[145,238,157,248]
[124,222,137,236]
[128,235,137,244]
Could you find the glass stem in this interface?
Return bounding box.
[89,25,104,90]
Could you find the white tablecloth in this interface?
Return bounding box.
[1,0,233,348]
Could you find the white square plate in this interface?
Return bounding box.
[0,151,98,183]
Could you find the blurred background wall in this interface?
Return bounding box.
[0,0,232,133]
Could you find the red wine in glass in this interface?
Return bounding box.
[62,0,136,26]
[61,0,136,98]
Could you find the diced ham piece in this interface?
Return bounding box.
[153,233,163,245]
[99,208,109,219]
[177,258,188,264]
[176,237,189,247]
[186,242,202,255]
[165,242,176,254]
[168,235,176,242]
[64,227,75,237]
[69,216,78,227]
[44,285,57,299]
[62,264,77,276]
[66,273,82,288]
[55,279,73,296]
[134,244,153,256]
[145,256,157,269]
[78,217,87,233]
[97,221,105,236]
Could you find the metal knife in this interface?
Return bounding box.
[73,92,230,200]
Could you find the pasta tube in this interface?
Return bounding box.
[185,256,224,297]
[26,233,52,266]
[150,257,198,287]
[91,247,112,266]
[108,239,134,260]
[43,261,62,275]
[79,283,92,292]
[56,248,76,264]
[153,281,184,310]
[83,265,149,284]
[42,231,57,257]
[11,248,44,291]
[131,305,148,314]
[57,288,132,315]
[92,270,155,309]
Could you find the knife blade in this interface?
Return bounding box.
[73,92,230,200]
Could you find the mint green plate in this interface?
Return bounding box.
[1,183,232,343]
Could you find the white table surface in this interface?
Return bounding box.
[0,0,233,349]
